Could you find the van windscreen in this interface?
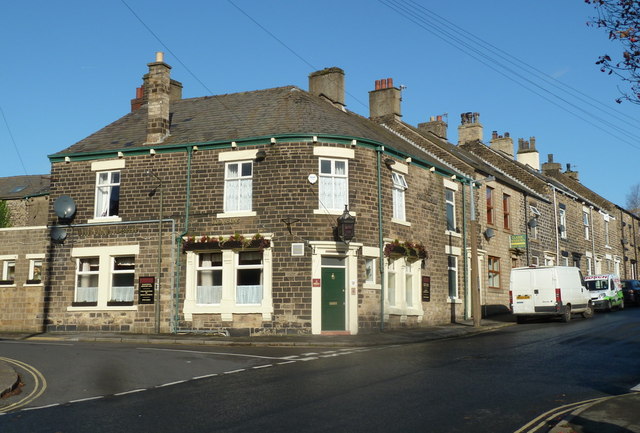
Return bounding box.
[586,280,609,291]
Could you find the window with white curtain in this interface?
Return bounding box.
[392,172,408,221]
[559,206,567,239]
[224,161,253,212]
[197,252,223,304]
[365,258,375,284]
[94,171,120,218]
[319,158,348,211]
[110,256,135,303]
[75,257,100,304]
[236,251,263,304]
[387,259,397,306]
[405,264,414,307]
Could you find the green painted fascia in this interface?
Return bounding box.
[48,133,463,179]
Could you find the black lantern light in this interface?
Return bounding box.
[336,205,356,243]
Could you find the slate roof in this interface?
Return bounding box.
[545,171,614,213]
[0,175,50,200]
[51,86,456,174]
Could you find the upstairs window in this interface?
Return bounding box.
[28,259,43,284]
[319,158,348,211]
[392,172,407,221]
[486,187,495,225]
[583,210,590,240]
[559,206,567,239]
[445,188,456,231]
[224,161,253,212]
[605,219,610,247]
[502,194,511,230]
[94,171,120,218]
[1,259,15,284]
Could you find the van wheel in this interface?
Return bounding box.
[582,303,594,319]
[561,306,572,323]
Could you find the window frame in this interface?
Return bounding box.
[486,187,495,225]
[447,255,458,299]
[318,157,348,212]
[391,172,408,221]
[223,160,253,213]
[559,207,567,239]
[93,170,121,219]
[487,256,500,289]
[364,258,376,285]
[1,258,16,284]
[108,256,136,305]
[27,258,43,284]
[583,210,590,240]
[445,188,456,232]
[502,193,511,230]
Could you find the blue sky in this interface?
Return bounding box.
[1,0,637,207]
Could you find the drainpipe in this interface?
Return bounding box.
[552,185,560,262]
[173,146,193,333]
[590,206,596,273]
[524,194,530,266]
[461,181,469,320]
[376,146,385,331]
[620,208,627,279]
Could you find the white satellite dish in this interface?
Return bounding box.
[54,195,76,220]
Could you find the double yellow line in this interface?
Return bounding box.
[0,357,47,413]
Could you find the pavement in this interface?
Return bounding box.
[0,315,638,432]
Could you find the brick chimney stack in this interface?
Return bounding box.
[564,163,579,181]
[309,67,345,110]
[516,136,540,170]
[457,112,482,144]
[542,153,562,175]
[131,54,183,113]
[418,115,448,140]
[489,130,514,156]
[145,52,172,144]
[369,78,401,120]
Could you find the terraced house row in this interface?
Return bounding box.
[1,53,638,335]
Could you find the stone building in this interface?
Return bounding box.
[42,54,485,335]
[0,175,50,331]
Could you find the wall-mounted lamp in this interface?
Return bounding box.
[484,228,495,240]
[527,218,538,229]
[255,150,266,162]
[336,205,356,244]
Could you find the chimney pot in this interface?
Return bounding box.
[387,78,393,88]
[436,115,442,121]
[155,52,164,62]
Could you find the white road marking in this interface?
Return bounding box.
[114,389,146,396]
[301,352,318,356]
[278,360,296,365]
[21,403,60,411]
[157,380,187,387]
[631,383,640,391]
[297,357,319,361]
[138,347,291,360]
[224,369,246,374]
[252,364,273,369]
[68,396,104,403]
[192,373,218,380]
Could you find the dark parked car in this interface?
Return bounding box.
[621,280,640,306]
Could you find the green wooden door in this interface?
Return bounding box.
[321,267,346,331]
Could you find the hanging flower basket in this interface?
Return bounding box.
[182,233,270,252]
[384,240,428,261]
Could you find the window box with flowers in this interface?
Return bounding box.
[183,233,270,252]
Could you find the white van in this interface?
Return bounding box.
[510,266,593,323]
[584,274,624,311]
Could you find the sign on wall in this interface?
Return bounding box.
[421,276,431,302]
[138,276,155,304]
[510,234,527,249]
